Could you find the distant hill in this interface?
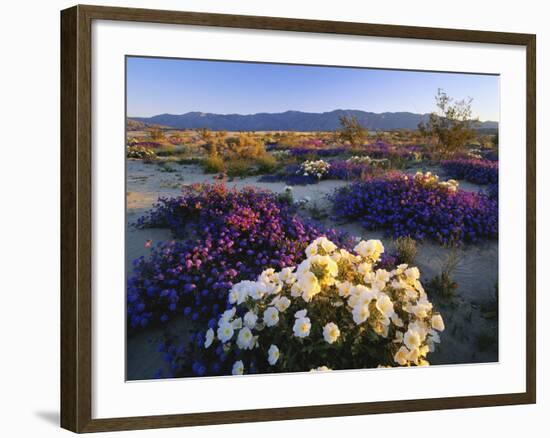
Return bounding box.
[128,109,498,132]
[126,118,172,131]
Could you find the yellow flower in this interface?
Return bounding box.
[354,239,384,261]
[404,329,422,351]
[298,271,321,302]
[336,280,352,297]
[352,304,370,325]
[394,346,410,366]
[375,294,394,319]
[431,314,445,331]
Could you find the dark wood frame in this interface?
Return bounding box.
[61,4,536,433]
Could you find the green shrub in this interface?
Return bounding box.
[256,154,278,173]
[203,156,225,173]
[155,144,177,156]
[226,159,251,177]
[394,236,417,265]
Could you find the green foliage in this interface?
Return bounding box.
[418,89,477,158]
[226,159,250,177]
[394,236,417,265]
[255,154,278,173]
[155,144,177,157]
[337,115,368,147]
[203,155,225,173]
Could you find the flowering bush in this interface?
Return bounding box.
[289,147,347,158]
[261,157,378,185]
[326,160,376,181]
[127,145,157,160]
[331,173,498,245]
[128,184,350,329]
[297,160,331,179]
[199,237,444,375]
[413,171,459,193]
[441,158,498,185]
[363,141,421,161]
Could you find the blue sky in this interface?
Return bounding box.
[126,57,499,122]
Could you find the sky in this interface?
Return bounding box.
[126,57,499,122]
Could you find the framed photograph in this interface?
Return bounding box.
[60,4,536,433]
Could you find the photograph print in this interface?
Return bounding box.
[125,57,499,380]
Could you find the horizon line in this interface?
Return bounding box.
[127,109,498,123]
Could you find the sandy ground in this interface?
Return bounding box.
[126,160,498,379]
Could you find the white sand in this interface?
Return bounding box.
[126,160,498,378]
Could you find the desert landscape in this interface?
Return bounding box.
[125,58,499,380]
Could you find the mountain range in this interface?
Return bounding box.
[128,109,498,132]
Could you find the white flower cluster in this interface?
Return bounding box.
[347,155,372,165]
[411,171,459,193]
[298,160,331,179]
[205,237,444,375]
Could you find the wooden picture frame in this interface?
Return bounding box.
[61,4,536,433]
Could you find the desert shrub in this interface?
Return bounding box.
[338,115,368,147]
[418,89,477,158]
[441,158,498,185]
[394,236,417,265]
[168,134,186,145]
[255,154,278,174]
[175,157,203,165]
[166,238,445,376]
[155,144,177,157]
[149,128,165,141]
[128,184,351,330]
[198,129,226,158]
[227,133,266,159]
[427,250,460,298]
[331,172,498,245]
[226,159,251,178]
[203,156,225,173]
[127,146,157,160]
[277,133,303,149]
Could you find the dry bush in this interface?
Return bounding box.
[203,155,225,173]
